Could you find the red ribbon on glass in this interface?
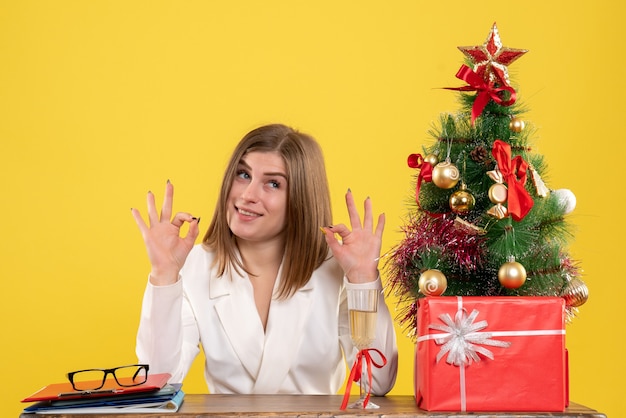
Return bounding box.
[340,348,387,410]
[445,65,517,125]
[408,153,433,203]
[492,139,534,221]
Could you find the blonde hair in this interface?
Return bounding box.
[203,124,332,298]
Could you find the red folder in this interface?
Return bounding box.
[22,373,171,402]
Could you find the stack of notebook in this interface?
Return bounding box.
[21,373,184,414]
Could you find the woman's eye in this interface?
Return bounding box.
[268,180,280,189]
[236,170,250,180]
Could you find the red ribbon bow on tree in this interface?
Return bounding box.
[445,65,517,125]
[407,153,433,204]
[492,139,534,221]
[340,348,387,410]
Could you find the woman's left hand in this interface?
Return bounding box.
[321,189,385,284]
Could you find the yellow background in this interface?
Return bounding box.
[1,1,622,416]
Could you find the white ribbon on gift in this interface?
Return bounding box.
[416,296,565,411]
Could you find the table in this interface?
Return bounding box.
[19,395,607,417]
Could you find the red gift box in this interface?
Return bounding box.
[414,296,568,412]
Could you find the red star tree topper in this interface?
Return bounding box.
[458,22,527,86]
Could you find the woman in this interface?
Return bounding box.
[131,124,397,395]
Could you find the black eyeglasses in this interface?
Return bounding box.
[67,364,149,391]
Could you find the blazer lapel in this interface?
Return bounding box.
[211,270,266,381]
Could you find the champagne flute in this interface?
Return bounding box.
[347,287,379,409]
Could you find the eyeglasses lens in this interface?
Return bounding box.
[114,365,148,386]
[71,370,107,391]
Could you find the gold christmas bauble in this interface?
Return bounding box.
[498,260,527,289]
[509,117,525,133]
[449,189,476,215]
[488,183,508,204]
[561,277,589,307]
[424,153,439,167]
[418,269,447,296]
[431,161,460,189]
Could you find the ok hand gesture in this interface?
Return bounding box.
[321,190,385,284]
[131,181,200,285]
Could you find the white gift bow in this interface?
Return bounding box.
[428,307,511,366]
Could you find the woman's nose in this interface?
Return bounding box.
[241,181,259,202]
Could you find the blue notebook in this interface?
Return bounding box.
[22,384,184,414]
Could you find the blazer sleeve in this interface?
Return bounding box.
[340,277,399,396]
[135,278,201,383]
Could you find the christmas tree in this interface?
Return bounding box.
[387,23,588,338]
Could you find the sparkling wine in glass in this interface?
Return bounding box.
[347,288,379,409]
[349,309,377,349]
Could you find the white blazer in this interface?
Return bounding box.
[136,245,398,395]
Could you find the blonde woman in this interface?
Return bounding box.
[132,124,397,395]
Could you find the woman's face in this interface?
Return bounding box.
[227,151,288,245]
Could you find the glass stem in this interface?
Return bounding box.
[360,356,367,401]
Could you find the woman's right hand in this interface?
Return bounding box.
[131,181,200,286]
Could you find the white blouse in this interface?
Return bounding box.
[136,245,398,395]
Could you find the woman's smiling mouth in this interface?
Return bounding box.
[237,207,261,217]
